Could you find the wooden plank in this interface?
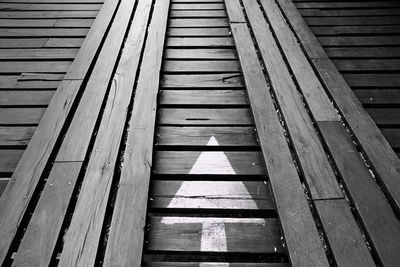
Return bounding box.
[150,180,275,210]
[164,48,237,59]
[0,91,54,106]
[156,126,258,147]
[169,18,228,27]
[315,199,375,266]
[171,3,225,9]
[0,11,98,19]
[0,0,115,261]
[162,74,244,88]
[0,61,71,74]
[12,162,82,267]
[2,0,103,3]
[166,37,234,47]
[170,10,227,18]
[0,48,78,60]
[225,0,245,23]
[276,0,400,211]
[243,0,342,199]
[318,121,400,266]
[0,127,35,146]
[0,3,102,10]
[381,129,400,149]
[259,0,338,121]
[306,16,400,26]
[43,38,84,48]
[146,216,283,253]
[0,19,56,27]
[168,27,231,36]
[158,108,253,125]
[0,179,8,196]
[296,1,400,8]
[163,60,241,73]
[0,108,45,125]
[225,6,329,265]
[58,1,153,265]
[313,26,400,36]
[325,47,400,59]
[159,90,248,106]
[0,38,47,48]
[55,0,139,162]
[145,263,288,267]
[355,90,400,105]
[0,150,23,174]
[155,151,265,175]
[318,36,400,46]
[344,74,400,88]
[103,0,170,265]
[333,59,400,72]
[299,8,400,17]
[367,108,400,126]
[54,18,94,27]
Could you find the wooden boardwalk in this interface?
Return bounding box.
[0,0,399,266]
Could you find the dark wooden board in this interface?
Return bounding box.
[381,128,400,149]
[159,90,248,106]
[318,121,400,266]
[333,59,400,72]
[158,108,253,125]
[170,3,225,9]
[315,199,375,266]
[318,36,400,46]
[299,8,400,17]
[144,263,288,267]
[164,48,237,59]
[149,180,274,210]
[156,126,258,147]
[313,25,400,35]
[169,18,228,27]
[0,149,23,174]
[166,37,234,47]
[170,10,227,18]
[343,74,400,88]
[163,60,241,73]
[306,16,400,26]
[367,108,400,126]
[325,47,400,59]
[0,91,54,106]
[162,74,244,88]
[296,1,400,8]
[154,151,265,175]
[167,27,231,36]
[354,89,400,105]
[0,48,78,60]
[146,216,283,253]
[0,108,45,125]
[0,127,35,147]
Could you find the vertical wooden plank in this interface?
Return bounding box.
[57,0,153,265]
[12,162,83,267]
[103,0,170,265]
[225,1,329,264]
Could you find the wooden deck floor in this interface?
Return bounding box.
[0,0,399,266]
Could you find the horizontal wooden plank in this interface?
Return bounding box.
[170,10,226,18]
[171,3,225,9]
[344,74,400,88]
[159,90,248,106]
[146,216,282,253]
[166,37,234,47]
[314,26,400,36]
[367,108,400,126]
[53,18,94,27]
[0,38,47,48]
[0,61,71,73]
[0,3,102,10]
[156,126,258,147]
[167,27,231,36]
[0,28,88,37]
[306,16,400,26]
[325,47,400,59]
[149,180,274,210]
[381,128,400,149]
[162,74,244,88]
[0,149,23,174]
[164,48,236,59]
[0,127,35,146]
[319,36,400,46]
[43,37,84,47]
[296,1,400,8]
[158,108,253,125]
[299,8,400,17]
[0,19,92,28]
[0,11,98,19]
[0,48,78,60]
[169,18,228,27]
[154,151,265,175]
[334,59,400,72]
[0,91,54,106]
[0,108,45,125]
[163,60,241,73]
[144,263,288,267]
[0,179,7,195]
[355,89,400,105]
